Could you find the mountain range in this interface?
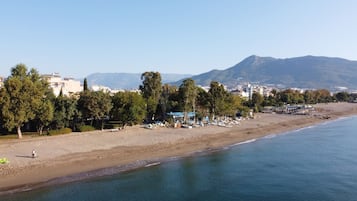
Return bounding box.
[87,55,357,90]
[175,55,357,90]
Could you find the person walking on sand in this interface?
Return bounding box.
[32,149,37,158]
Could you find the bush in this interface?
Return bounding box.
[79,125,96,132]
[49,128,72,135]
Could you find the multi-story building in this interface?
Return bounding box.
[231,83,274,100]
[42,73,82,96]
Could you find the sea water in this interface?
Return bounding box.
[3,116,357,201]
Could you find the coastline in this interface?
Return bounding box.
[1,102,357,194]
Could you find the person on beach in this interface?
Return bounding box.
[32,149,37,158]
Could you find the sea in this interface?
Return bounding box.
[3,116,357,201]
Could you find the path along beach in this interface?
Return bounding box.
[1,102,357,193]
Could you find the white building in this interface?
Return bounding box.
[231,83,272,100]
[42,73,82,96]
[0,76,4,88]
[91,85,112,93]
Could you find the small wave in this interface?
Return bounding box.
[145,162,161,167]
[291,125,315,133]
[263,134,277,139]
[231,139,256,147]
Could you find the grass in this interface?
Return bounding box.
[0,134,19,140]
[0,131,55,140]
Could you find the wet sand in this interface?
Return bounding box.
[1,102,357,193]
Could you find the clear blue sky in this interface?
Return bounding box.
[1,0,357,78]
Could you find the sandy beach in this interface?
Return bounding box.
[1,102,357,193]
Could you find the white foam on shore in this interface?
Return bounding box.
[263,134,277,139]
[230,139,257,147]
[144,162,161,167]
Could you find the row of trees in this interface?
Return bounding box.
[248,89,356,112]
[139,72,248,123]
[0,65,248,139]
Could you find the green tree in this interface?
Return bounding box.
[251,92,264,112]
[139,72,162,122]
[0,64,46,138]
[157,84,178,120]
[178,79,197,122]
[314,89,332,103]
[34,99,54,135]
[78,91,112,130]
[196,87,210,120]
[208,81,227,118]
[53,95,79,130]
[303,90,315,104]
[83,78,89,91]
[335,92,350,102]
[111,91,146,126]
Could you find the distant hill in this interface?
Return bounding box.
[175,55,357,90]
[86,73,192,90]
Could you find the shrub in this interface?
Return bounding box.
[49,128,72,135]
[79,125,96,132]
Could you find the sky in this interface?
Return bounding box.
[1,0,357,78]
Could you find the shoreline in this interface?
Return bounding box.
[1,102,357,194]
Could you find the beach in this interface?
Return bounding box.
[1,102,357,193]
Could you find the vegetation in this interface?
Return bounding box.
[83,78,89,91]
[48,128,72,135]
[78,90,112,130]
[139,72,162,122]
[0,65,50,138]
[1,65,355,139]
[110,91,146,126]
[78,125,95,132]
[178,79,197,122]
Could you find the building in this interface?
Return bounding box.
[0,76,4,88]
[230,83,274,100]
[42,73,82,96]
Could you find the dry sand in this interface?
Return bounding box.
[1,102,357,193]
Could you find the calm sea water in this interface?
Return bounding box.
[3,116,357,201]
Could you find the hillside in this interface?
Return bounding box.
[86,73,192,90]
[178,55,357,90]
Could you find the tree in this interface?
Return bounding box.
[139,72,162,122]
[178,79,197,122]
[208,81,227,118]
[226,94,247,117]
[83,78,89,91]
[157,84,178,120]
[196,87,210,120]
[0,64,46,138]
[78,90,112,130]
[304,90,315,104]
[34,99,54,135]
[53,95,79,130]
[111,91,146,126]
[31,69,55,135]
[314,89,332,103]
[251,92,264,112]
[335,92,350,102]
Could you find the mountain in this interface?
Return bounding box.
[176,55,357,90]
[86,73,192,90]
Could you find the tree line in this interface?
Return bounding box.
[1,64,355,139]
[0,65,248,139]
[248,89,357,112]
